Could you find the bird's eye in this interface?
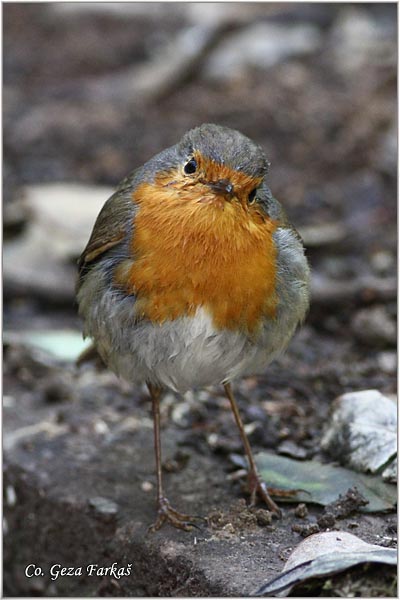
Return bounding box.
[248,188,257,204]
[183,158,197,175]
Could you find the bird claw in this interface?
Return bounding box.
[148,497,204,532]
[248,470,282,517]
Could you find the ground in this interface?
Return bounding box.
[3,3,397,597]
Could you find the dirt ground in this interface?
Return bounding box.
[3,3,397,597]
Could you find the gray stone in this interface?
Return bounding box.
[351,306,396,348]
[321,390,397,478]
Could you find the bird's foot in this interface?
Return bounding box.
[248,470,282,517]
[148,497,203,532]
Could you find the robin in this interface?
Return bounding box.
[77,123,310,531]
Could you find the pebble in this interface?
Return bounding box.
[370,250,394,275]
[321,390,397,477]
[171,402,191,427]
[141,481,154,492]
[3,395,15,408]
[317,512,336,529]
[377,351,397,375]
[351,305,396,347]
[294,503,308,519]
[291,522,320,538]
[254,509,273,527]
[278,440,308,460]
[93,420,109,435]
[6,485,17,507]
[88,496,119,522]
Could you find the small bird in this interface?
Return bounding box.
[77,124,310,531]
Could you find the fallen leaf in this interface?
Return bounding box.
[254,531,397,597]
[230,452,397,512]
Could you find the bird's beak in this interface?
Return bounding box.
[207,178,235,200]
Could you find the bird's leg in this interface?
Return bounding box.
[224,382,281,516]
[147,383,202,532]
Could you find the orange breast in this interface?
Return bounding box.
[114,169,278,334]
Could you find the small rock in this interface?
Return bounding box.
[93,420,109,435]
[321,389,397,476]
[206,433,219,449]
[291,522,320,538]
[222,523,235,535]
[377,351,397,375]
[351,306,396,348]
[206,433,241,455]
[370,250,395,275]
[171,402,191,428]
[3,395,15,408]
[294,503,308,519]
[88,496,119,522]
[278,440,308,460]
[141,481,154,493]
[6,485,17,507]
[253,509,272,527]
[317,512,336,529]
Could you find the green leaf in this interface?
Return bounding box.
[250,452,397,512]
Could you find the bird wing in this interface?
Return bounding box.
[77,188,136,289]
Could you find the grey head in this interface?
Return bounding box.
[128,123,270,188]
[178,123,270,179]
[183,124,289,223]
[118,124,287,223]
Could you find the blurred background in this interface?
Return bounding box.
[3,3,397,596]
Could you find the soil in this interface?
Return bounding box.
[3,3,397,597]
